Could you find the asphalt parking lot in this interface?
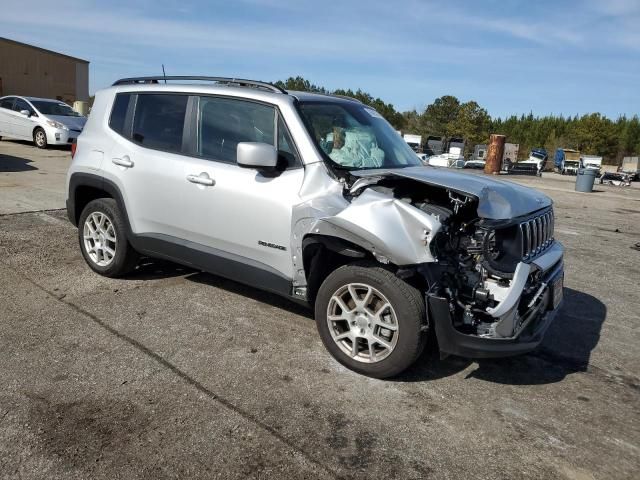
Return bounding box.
[1,139,639,479]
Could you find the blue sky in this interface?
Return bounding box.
[2,0,638,118]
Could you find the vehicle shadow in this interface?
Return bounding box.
[397,288,606,385]
[125,258,195,281]
[186,271,313,318]
[0,153,38,172]
[120,258,605,385]
[122,257,312,318]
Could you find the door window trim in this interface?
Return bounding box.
[109,91,190,156]
[106,91,303,169]
[190,93,303,169]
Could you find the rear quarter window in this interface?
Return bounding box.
[109,93,131,136]
[0,98,14,110]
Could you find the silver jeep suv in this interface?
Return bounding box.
[66,76,564,378]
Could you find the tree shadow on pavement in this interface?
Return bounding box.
[0,153,38,172]
[396,288,606,385]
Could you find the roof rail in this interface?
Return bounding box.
[330,94,363,104]
[290,90,363,104]
[111,76,287,94]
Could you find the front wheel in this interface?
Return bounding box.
[315,262,427,378]
[33,127,47,149]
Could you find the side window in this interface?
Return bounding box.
[14,99,34,115]
[0,97,15,110]
[277,115,300,168]
[198,96,275,164]
[132,94,188,153]
[109,93,131,136]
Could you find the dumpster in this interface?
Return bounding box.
[575,168,597,192]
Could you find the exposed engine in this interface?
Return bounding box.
[365,177,553,339]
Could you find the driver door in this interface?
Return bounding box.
[178,95,304,280]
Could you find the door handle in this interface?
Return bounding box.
[112,156,134,168]
[187,173,215,186]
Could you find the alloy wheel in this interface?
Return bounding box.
[35,130,46,147]
[326,283,399,363]
[83,212,117,266]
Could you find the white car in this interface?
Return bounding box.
[0,96,87,148]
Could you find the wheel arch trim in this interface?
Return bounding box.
[67,172,132,234]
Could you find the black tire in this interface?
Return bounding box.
[78,198,138,277]
[33,127,47,149]
[315,262,427,378]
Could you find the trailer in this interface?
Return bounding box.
[501,143,520,170]
[555,148,581,175]
[425,136,445,156]
[581,155,603,172]
[472,144,487,161]
[509,148,548,176]
[403,134,422,153]
[621,156,640,180]
[448,137,465,154]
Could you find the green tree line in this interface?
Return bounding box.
[275,76,640,164]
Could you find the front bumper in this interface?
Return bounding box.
[430,242,565,359]
[46,127,81,145]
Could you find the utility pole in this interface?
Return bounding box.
[485,134,505,174]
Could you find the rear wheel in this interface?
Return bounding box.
[33,128,47,149]
[315,262,427,378]
[78,198,138,277]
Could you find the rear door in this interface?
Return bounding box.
[12,98,37,140]
[104,92,190,239]
[0,97,16,136]
[178,95,304,279]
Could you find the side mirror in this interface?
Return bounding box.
[19,109,31,117]
[237,142,277,171]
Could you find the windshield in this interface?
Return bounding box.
[530,152,545,160]
[299,101,421,170]
[31,101,80,117]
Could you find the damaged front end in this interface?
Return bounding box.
[425,208,564,358]
[298,166,564,358]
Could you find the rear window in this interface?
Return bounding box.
[132,94,188,153]
[109,93,131,136]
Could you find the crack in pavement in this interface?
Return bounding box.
[2,261,344,480]
[0,208,66,217]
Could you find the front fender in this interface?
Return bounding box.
[310,189,442,265]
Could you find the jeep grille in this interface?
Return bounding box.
[519,209,554,260]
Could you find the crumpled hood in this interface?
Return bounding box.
[352,166,552,220]
[46,115,87,131]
